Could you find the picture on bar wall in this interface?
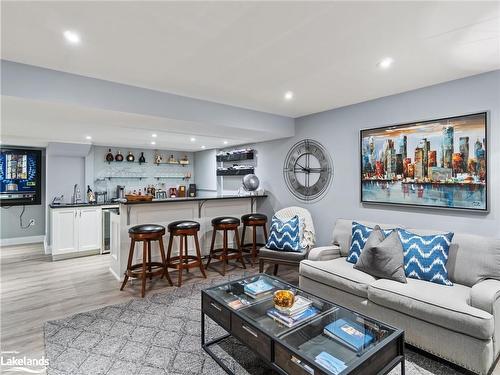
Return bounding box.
[360,112,487,211]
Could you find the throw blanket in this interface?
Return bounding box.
[274,206,316,249]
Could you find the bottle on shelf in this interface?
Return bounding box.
[138,152,146,164]
[105,149,114,162]
[115,150,124,162]
[126,152,135,162]
[87,185,96,203]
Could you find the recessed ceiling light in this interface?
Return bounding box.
[377,57,394,69]
[201,145,206,149]
[151,141,156,145]
[63,30,81,44]
[223,140,228,145]
[190,137,196,142]
[152,133,157,138]
[85,135,92,140]
[284,91,294,101]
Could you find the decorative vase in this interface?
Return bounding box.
[115,151,124,162]
[105,149,114,162]
[273,290,295,311]
[126,152,135,162]
[138,152,146,164]
[154,153,162,164]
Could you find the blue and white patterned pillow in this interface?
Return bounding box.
[398,229,454,286]
[266,215,301,252]
[346,222,393,264]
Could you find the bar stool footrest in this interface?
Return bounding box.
[168,255,203,269]
[127,262,166,278]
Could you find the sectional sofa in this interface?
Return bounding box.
[299,218,500,375]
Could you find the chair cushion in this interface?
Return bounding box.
[259,246,307,261]
[241,213,267,222]
[129,224,165,234]
[266,215,301,252]
[167,220,200,231]
[398,229,454,286]
[211,216,240,225]
[368,278,494,340]
[299,258,377,298]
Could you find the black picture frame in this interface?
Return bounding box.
[359,112,488,212]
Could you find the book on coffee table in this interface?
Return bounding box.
[267,306,319,328]
[243,279,274,298]
[323,318,374,352]
[314,351,347,374]
[275,295,313,316]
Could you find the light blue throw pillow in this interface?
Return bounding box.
[346,222,393,264]
[266,215,301,252]
[398,229,454,286]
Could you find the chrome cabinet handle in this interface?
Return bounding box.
[242,324,258,338]
[291,356,314,374]
[210,302,221,311]
[79,210,82,218]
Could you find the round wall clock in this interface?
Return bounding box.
[283,139,333,202]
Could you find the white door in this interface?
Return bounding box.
[52,209,78,255]
[77,207,102,251]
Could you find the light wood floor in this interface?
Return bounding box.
[0,243,297,363]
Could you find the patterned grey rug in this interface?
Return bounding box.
[44,272,468,375]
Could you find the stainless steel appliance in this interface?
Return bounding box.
[95,191,107,204]
[102,206,119,254]
[116,185,125,199]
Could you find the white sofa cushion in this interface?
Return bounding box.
[299,258,376,298]
[368,278,494,340]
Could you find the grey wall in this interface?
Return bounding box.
[253,70,500,245]
[194,149,217,192]
[0,149,46,239]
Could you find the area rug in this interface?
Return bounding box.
[44,271,468,375]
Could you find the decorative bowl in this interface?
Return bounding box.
[273,290,295,311]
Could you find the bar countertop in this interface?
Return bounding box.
[121,194,267,205]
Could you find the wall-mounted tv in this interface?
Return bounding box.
[360,112,487,211]
[0,147,42,206]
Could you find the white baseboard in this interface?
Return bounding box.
[0,235,46,247]
[108,267,122,281]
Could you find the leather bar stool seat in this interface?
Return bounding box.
[167,220,200,231]
[211,216,240,226]
[166,220,206,286]
[120,224,172,298]
[241,213,268,266]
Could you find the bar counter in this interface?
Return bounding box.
[109,194,267,280]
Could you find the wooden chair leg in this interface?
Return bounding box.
[158,238,172,286]
[141,240,147,298]
[194,233,206,278]
[263,224,269,242]
[259,258,264,273]
[147,240,152,280]
[251,225,257,266]
[178,235,184,287]
[222,229,227,276]
[273,263,279,276]
[234,228,246,269]
[120,239,135,291]
[184,235,189,274]
[205,229,216,270]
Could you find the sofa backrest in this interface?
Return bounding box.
[332,218,405,257]
[406,228,500,287]
[332,218,500,287]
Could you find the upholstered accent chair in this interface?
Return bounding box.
[259,206,315,275]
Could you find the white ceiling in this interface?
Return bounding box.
[2,1,499,118]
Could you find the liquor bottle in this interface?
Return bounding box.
[126,152,135,162]
[138,152,146,164]
[87,185,96,203]
[105,149,114,162]
[115,150,124,162]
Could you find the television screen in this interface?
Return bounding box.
[0,148,42,206]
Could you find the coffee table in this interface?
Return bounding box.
[201,274,405,375]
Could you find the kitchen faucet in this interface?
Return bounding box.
[72,184,82,204]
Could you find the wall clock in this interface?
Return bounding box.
[283,139,333,202]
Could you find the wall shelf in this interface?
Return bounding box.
[216,151,254,162]
[96,176,149,181]
[216,168,254,176]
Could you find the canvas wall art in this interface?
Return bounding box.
[360,112,487,211]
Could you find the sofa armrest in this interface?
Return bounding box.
[307,245,341,261]
[470,279,500,314]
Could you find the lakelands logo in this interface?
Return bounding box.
[1,351,48,374]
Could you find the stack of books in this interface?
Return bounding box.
[267,296,319,328]
[314,352,347,374]
[323,318,374,352]
[243,279,274,299]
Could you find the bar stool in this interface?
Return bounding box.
[120,224,172,298]
[166,220,206,287]
[205,217,246,276]
[241,213,269,266]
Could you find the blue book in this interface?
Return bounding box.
[244,279,273,297]
[267,306,319,327]
[323,319,374,352]
[315,351,347,374]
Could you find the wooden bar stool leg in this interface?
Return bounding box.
[263,224,269,242]
[241,224,247,250]
[222,229,227,276]
[120,239,135,290]
[194,233,206,278]
[158,238,172,286]
[234,228,246,269]
[205,229,216,270]
[178,235,184,287]
[147,240,153,280]
[251,225,257,266]
[184,235,189,274]
[166,234,173,266]
[273,264,279,276]
[141,240,148,298]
